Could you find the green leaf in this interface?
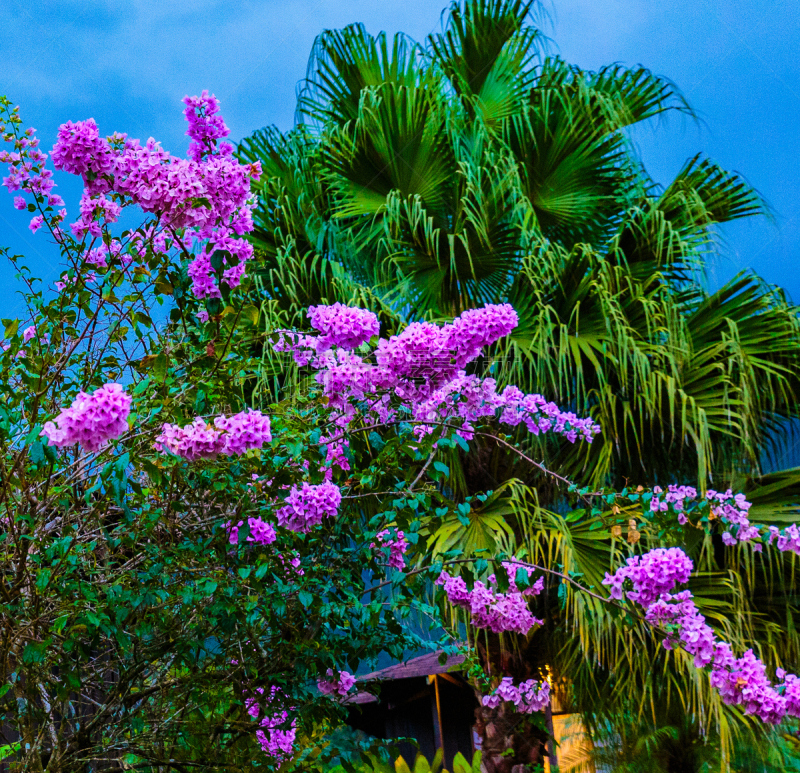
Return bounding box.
[433,461,450,476]
[454,435,469,452]
[22,641,49,664]
[0,742,21,761]
[241,304,259,326]
[28,441,44,465]
[153,351,168,383]
[209,249,230,273]
[133,376,151,395]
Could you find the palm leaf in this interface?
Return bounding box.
[297,24,424,126]
[429,0,546,125]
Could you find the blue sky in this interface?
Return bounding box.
[0,0,798,316]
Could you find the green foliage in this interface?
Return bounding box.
[559,709,800,773]
[238,0,799,493]
[450,751,483,773]
[237,0,800,768]
[0,133,453,768]
[395,748,445,773]
[324,749,483,773]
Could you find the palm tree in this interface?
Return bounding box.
[237,0,800,768]
[240,0,800,490]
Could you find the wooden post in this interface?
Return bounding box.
[431,675,445,763]
[544,701,558,772]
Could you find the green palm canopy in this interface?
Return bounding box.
[238,0,800,766]
[239,0,800,491]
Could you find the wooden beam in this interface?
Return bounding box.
[432,675,445,760]
[436,672,463,688]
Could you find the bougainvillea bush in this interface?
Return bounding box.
[2,92,800,772]
[0,93,446,771]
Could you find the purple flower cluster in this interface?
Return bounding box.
[22,97,261,298]
[183,90,232,162]
[276,482,342,533]
[709,646,787,724]
[272,332,318,367]
[501,559,547,596]
[277,551,305,578]
[771,523,800,553]
[436,564,544,635]
[319,434,351,481]
[0,113,57,230]
[214,410,272,455]
[281,303,517,386]
[307,303,380,351]
[446,303,519,367]
[602,547,694,607]
[370,304,516,394]
[317,669,357,697]
[643,590,715,666]
[228,517,276,546]
[50,118,112,182]
[604,546,800,725]
[371,529,408,570]
[41,382,131,453]
[155,417,225,460]
[482,677,550,713]
[2,97,261,298]
[272,303,600,455]
[156,409,271,461]
[649,485,800,554]
[374,321,459,392]
[71,191,121,240]
[314,350,383,413]
[414,374,600,443]
[246,688,296,759]
[375,303,519,386]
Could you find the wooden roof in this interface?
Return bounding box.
[360,650,466,682]
[358,650,464,682]
[344,650,467,705]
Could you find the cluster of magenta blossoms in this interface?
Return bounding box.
[482,677,550,714]
[245,688,297,759]
[2,92,261,300]
[40,383,131,453]
[650,484,800,555]
[0,114,58,203]
[274,303,600,472]
[317,669,357,698]
[604,548,800,724]
[155,409,272,460]
[307,302,380,351]
[371,529,409,571]
[437,561,545,635]
[227,517,276,547]
[275,482,342,533]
